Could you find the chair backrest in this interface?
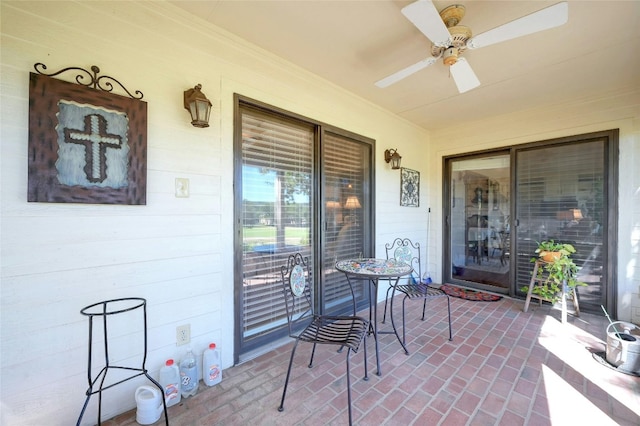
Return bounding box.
[280,253,313,336]
[385,238,421,282]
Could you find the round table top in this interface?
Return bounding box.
[335,258,412,278]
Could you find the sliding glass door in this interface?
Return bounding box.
[234,96,374,359]
[444,130,617,313]
[448,153,511,291]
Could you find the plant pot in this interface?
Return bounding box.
[540,251,562,262]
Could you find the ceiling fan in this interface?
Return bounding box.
[375,0,568,93]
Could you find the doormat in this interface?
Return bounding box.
[440,284,503,302]
[591,351,640,377]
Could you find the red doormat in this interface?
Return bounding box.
[440,284,503,302]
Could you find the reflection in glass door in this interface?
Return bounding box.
[448,154,511,290]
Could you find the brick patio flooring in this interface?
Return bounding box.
[104,294,640,425]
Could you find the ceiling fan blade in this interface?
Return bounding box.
[467,2,568,50]
[401,0,451,47]
[449,58,480,93]
[375,56,438,88]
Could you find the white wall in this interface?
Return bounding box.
[0,1,430,424]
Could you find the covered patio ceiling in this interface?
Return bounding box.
[171,0,640,131]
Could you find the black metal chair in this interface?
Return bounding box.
[278,253,369,425]
[382,238,452,353]
[382,238,420,323]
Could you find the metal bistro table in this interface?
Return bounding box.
[335,258,412,376]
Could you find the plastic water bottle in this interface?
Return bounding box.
[159,359,181,407]
[203,343,222,387]
[179,348,198,398]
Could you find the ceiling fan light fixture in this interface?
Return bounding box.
[443,47,459,66]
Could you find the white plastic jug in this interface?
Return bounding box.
[135,385,163,425]
[159,359,181,407]
[203,343,222,386]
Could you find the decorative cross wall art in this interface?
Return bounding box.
[28,63,147,204]
[400,167,420,207]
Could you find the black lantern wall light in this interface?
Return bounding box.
[184,84,212,128]
[384,148,402,169]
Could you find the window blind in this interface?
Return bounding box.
[322,132,369,312]
[515,140,606,309]
[240,106,314,340]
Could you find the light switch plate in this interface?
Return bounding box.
[175,178,190,198]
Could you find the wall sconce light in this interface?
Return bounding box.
[384,148,402,169]
[184,84,212,128]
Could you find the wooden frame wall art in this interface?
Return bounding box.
[400,167,420,207]
[28,63,147,204]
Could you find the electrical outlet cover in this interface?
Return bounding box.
[176,324,190,346]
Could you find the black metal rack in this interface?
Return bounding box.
[76,298,168,426]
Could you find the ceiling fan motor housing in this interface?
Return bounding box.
[432,25,472,65]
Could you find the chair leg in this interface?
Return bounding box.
[278,340,300,412]
[362,334,369,381]
[309,342,317,368]
[401,296,408,346]
[446,296,453,341]
[421,299,427,321]
[345,348,354,426]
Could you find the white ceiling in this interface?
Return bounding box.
[171,0,640,131]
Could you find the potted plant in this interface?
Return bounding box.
[522,240,586,303]
[536,239,572,263]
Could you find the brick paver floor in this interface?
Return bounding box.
[104,292,640,425]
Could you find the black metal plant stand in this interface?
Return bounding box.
[76,298,168,426]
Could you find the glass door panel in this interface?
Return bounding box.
[239,106,314,349]
[514,141,606,311]
[321,132,371,315]
[449,154,511,289]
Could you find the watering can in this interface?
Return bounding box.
[135,385,163,425]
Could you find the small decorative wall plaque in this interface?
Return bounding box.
[28,63,147,204]
[400,167,420,207]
